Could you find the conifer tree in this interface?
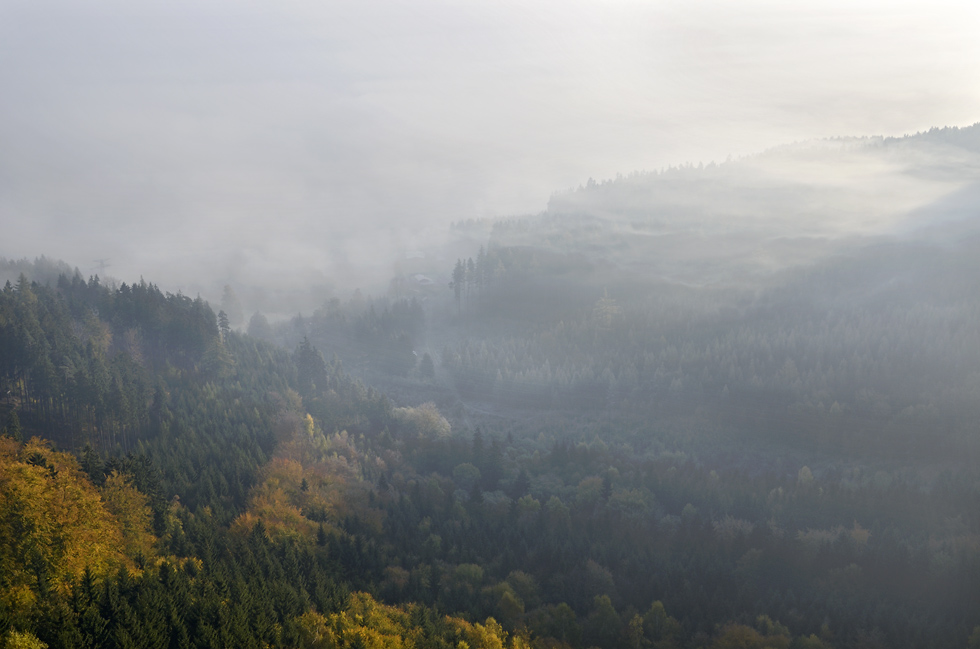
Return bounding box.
[4,409,22,443]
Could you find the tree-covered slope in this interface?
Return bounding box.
[2,267,980,649]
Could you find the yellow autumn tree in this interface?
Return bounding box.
[295,593,517,649]
[3,629,48,649]
[296,592,421,649]
[231,456,339,541]
[100,470,157,562]
[0,437,124,614]
[448,616,509,649]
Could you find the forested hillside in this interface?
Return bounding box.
[433,235,980,463]
[2,261,980,649]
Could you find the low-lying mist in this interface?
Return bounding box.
[4,0,979,319]
[140,123,978,475]
[5,124,979,329]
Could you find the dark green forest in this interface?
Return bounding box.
[3,225,980,649]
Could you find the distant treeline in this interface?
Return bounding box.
[439,235,980,462]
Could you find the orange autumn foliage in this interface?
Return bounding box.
[233,414,383,540]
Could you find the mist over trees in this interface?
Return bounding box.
[2,126,980,648]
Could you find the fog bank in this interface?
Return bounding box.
[1,0,978,304]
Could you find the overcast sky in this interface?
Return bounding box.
[1,0,978,294]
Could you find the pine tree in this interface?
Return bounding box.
[218,310,231,340]
[451,260,465,316]
[4,409,23,443]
